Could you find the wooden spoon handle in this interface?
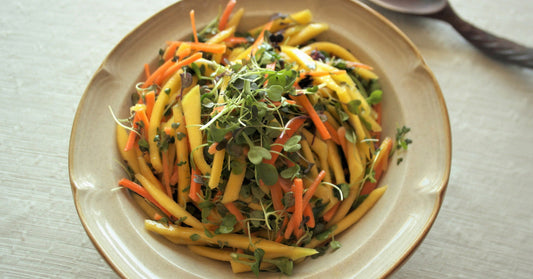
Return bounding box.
[431,2,533,68]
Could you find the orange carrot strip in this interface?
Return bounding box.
[144,63,151,79]
[163,127,173,136]
[278,177,292,193]
[124,113,140,152]
[190,10,199,43]
[303,204,315,228]
[207,132,232,155]
[160,52,203,84]
[284,217,295,239]
[322,202,340,222]
[145,91,155,120]
[188,168,202,202]
[324,122,341,145]
[263,116,307,165]
[302,170,326,207]
[169,164,179,185]
[118,178,173,217]
[346,61,374,70]
[142,58,174,88]
[337,126,347,155]
[292,94,331,140]
[224,201,245,223]
[270,180,284,212]
[137,110,150,139]
[218,0,237,31]
[251,21,273,56]
[162,151,172,197]
[224,36,249,46]
[163,41,180,61]
[293,178,304,229]
[360,138,393,196]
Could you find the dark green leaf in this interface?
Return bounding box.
[255,163,278,186]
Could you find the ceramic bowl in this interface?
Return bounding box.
[69,0,451,277]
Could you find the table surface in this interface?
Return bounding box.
[2,0,532,278]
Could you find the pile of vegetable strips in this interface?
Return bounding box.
[114,0,410,275]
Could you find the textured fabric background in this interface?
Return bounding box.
[1,0,532,278]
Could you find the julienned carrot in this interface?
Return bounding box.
[293,178,304,229]
[263,116,307,165]
[118,178,173,217]
[251,21,273,56]
[169,164,179,185]
[163,41,180,61]
[346,61,374,70]
[124,113,140,152]
[160,52,203,84]
[137,110,150,139]
[144,63,151,79]
[163,127,173,135]
[218,0,237,31]
[360,137,393,196]
[303,204,315,228]
[190,10,199,43]
[162,151,172,197]
[324,121,341,145]
[188,168,202,202]
[270,180,284,212]
[190,43,226,54]
[224,36,249,46]
[208,132,232,155]
[224,201,245,223]
[322,202,340,222]
[145,91,155,120]
[302,170,326,207]
[292,93,331,140]
[337,126,347,155]
[142,58,174,88]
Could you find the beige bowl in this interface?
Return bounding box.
[69,0,451,278]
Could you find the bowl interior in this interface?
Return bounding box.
[69,0,450,278]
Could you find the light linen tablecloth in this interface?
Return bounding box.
[1,0,532,278]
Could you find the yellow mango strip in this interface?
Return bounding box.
[280,45,316,70]
[249,9,312,35]
[206,26,236,44]
[137,174,203,229]
[208,77,231,189]
[319,62,381,132]
[301,129,330,183]
[172,104,191,207]
[230,259,275,274]
[144,220,318,260]
[300,139,319,178]
[187,245,233,262]
[221,156,246,204]
[306,186,387,248]
[301,129,339,212]
[226,8,245,29]
[148,70,182,173]
[300,41,378,80]
[131,194,166,221]
[115,125,140,174]
[181,85,212,175]
[326,140,346,185]
[136,149,164,191]
[285,23,329,47]
[327,139,365,226]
